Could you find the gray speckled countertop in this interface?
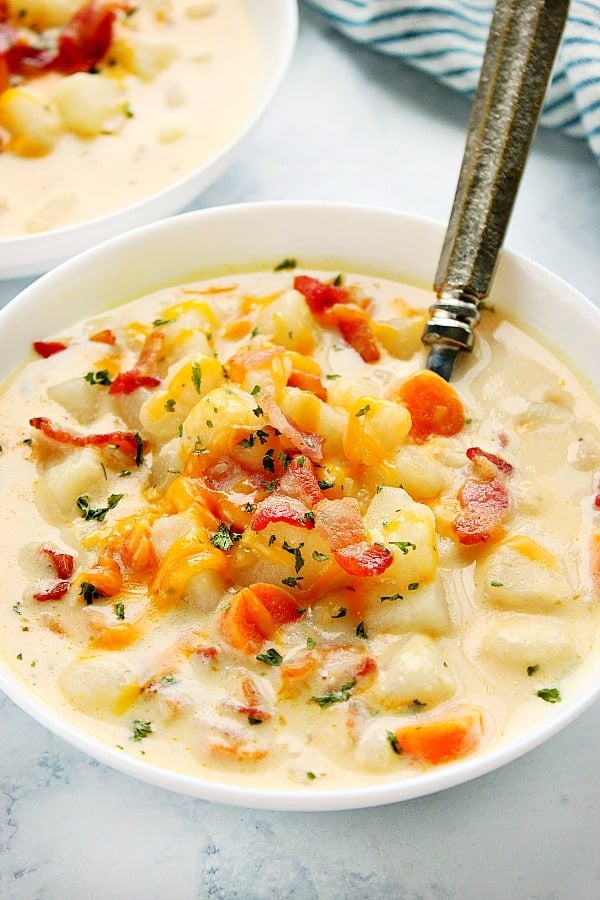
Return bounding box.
[1,6,600,899]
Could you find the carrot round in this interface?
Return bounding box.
[393,711,482,764]
[219,583,302,653]
[395,369,465,442]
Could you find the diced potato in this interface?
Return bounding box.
[140,354,224,440]
[364,486,438,588]
[58,656,140,717]
[326,376,384,410]
[53,73,126,138]
[151,511,197,559]
[110,36,177,80]
[480,614,578,675]
[255,290,316,354]
[371,634,455,710]
[343,396,411,466]
[6,0,81,30]
[47,377,102,425]
[372,314,426,359]
[180,386,258,461]
[387,445,446,500]
[233,522,334,592]
[185,569,226,612]
[365,578,451,636]
[479,536,572,613]
[279,386,346,458]
[43,447,107,514]
[354,715,407,771]
[0,87,62,157]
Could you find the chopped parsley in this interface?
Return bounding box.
[79,582,101,605]
[256,647,283,666]
[355,404,371,417]
[306,771,317,780]
[408,582,419,591]
[312,551,330,563]
[76,493,123,522]
[164,398,176,412]
[262,448,275,473]
[380,593,403,603]
[134,432,144,466]
[310,680,356,709]
[527,665,539,677]
[251,384,261,396]
[153,317,175,327]
[386,731,402,755]
[282,575,303,588]
[114,601,125,620]
[210,523,240,552]
[84,369,113,386]
[389,540,416,554]
[332,607,347,618]
[131,719,153,742]
[274,257,297,271]
[317,479,335,490]
[490,579,504,587]
[191,363,202,394]
[306,637,316,650]
[282,541,305,573]
[356,621,368,639]
[537,687,562,703]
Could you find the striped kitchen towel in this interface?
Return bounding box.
[305,1,600,164]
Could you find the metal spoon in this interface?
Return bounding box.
[422,0,571,381]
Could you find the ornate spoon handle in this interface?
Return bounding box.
[422,0,570,381]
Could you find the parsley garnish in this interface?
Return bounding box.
[282,576,303,588]
[256,647,283,666]
[84,369,113,386]
[164,398,176,412]
[380,593,403,603]
[490,579,503,587]
[389,540,416,554]
[153,317,175,327]
[527,665,539,677]
[306,771,317,780]
[191,363,202,394]
[317,479,335,490]
[114,601,125,620]
[76,493,123,522]
[79,582,101,604]
[274,257,297,271]
[356,621,368,639]
[134,432,144,466]
[251,384,261,396]
[310,680,356,709]
[408,582,419,591]
[332,607,347,618]
[131,719,153,742]
[262,449,275,473]
[386,731,402,755]
[312,551,330,562]
[537,687,561,703]
[355,405,371,417]
[210,523,240,551]
[306,637,316,650]
[282,541,305,573]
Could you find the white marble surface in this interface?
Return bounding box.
[2,6,600,898]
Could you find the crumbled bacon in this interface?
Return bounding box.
[314,497,394,577]
[108,330,164,395]
[32,340,68,358]
[260,395,324,462]
[41,547,75,579]
[250,495,315,532]
[34,581,71,601]
[466,446,514,477]
[453,477,510,545]
[29,416,145,462]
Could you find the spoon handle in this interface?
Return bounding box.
[422,0,570,381]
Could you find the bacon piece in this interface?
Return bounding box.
[314,497,393,577]
[293,275,349,314]
[333,542,393,577]
[57,0,117,74]
[453,477,510,545]
[294,275,380,362]
[278,454,323,505]
[250,495,315,532]
[326,305,380,363]
[260,395,324,462]
[226,345,285,383]
[466,446,514,477]
[34,581,70,601]
[33,340,68,358]
[30,416,145,462]
[286,370,328,401]
[108,330,164,395]
[40,547,75,579]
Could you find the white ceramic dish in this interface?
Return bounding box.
[1,202,599,811]
[0,0,297,281]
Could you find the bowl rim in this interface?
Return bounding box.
[1,199,599,811]
[0,0,299,279]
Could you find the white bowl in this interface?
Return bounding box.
[0,0,298,280]
[1,202,599,811]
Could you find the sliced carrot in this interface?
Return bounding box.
[219,587,276,654]
[393,711,482,764]
[88,619,142,650]
[248,582,302,624]
[219,583,302,653]
[89,328,116,345]
[287,370,328,402]
[395,369,465,442]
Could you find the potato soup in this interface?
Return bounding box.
[0,0,260,237]
[0,266,599,792]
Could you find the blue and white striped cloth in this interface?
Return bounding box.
[305,1,600,164]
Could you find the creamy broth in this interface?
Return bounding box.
[0,0,260,238]
[0,269,599,792]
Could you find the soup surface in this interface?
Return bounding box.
[0,267,599,792]
[0,0,260,237]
